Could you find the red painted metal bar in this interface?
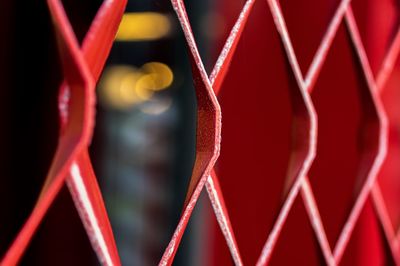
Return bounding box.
[364,16,400,266]
[1,0,96,263]
[1,0,126,265]
[166,0,319,265]
[341,3,400,264]
[331,8,387,263]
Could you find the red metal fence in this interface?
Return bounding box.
[1,0,400,265]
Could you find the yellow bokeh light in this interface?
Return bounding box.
[116,12,171,41]
[120,72,153,104]
[142,62,174,90]
[99,62,174,110]
[135,74,157,95]
[99,65,138,109]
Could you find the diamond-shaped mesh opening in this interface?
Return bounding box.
[376,55,400,233]
[212,0,314,263]
[351,0,400,77]
[268,195,325,266]
[340,197,396,266]
[308,22,380,247]
[279,0,343,74]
